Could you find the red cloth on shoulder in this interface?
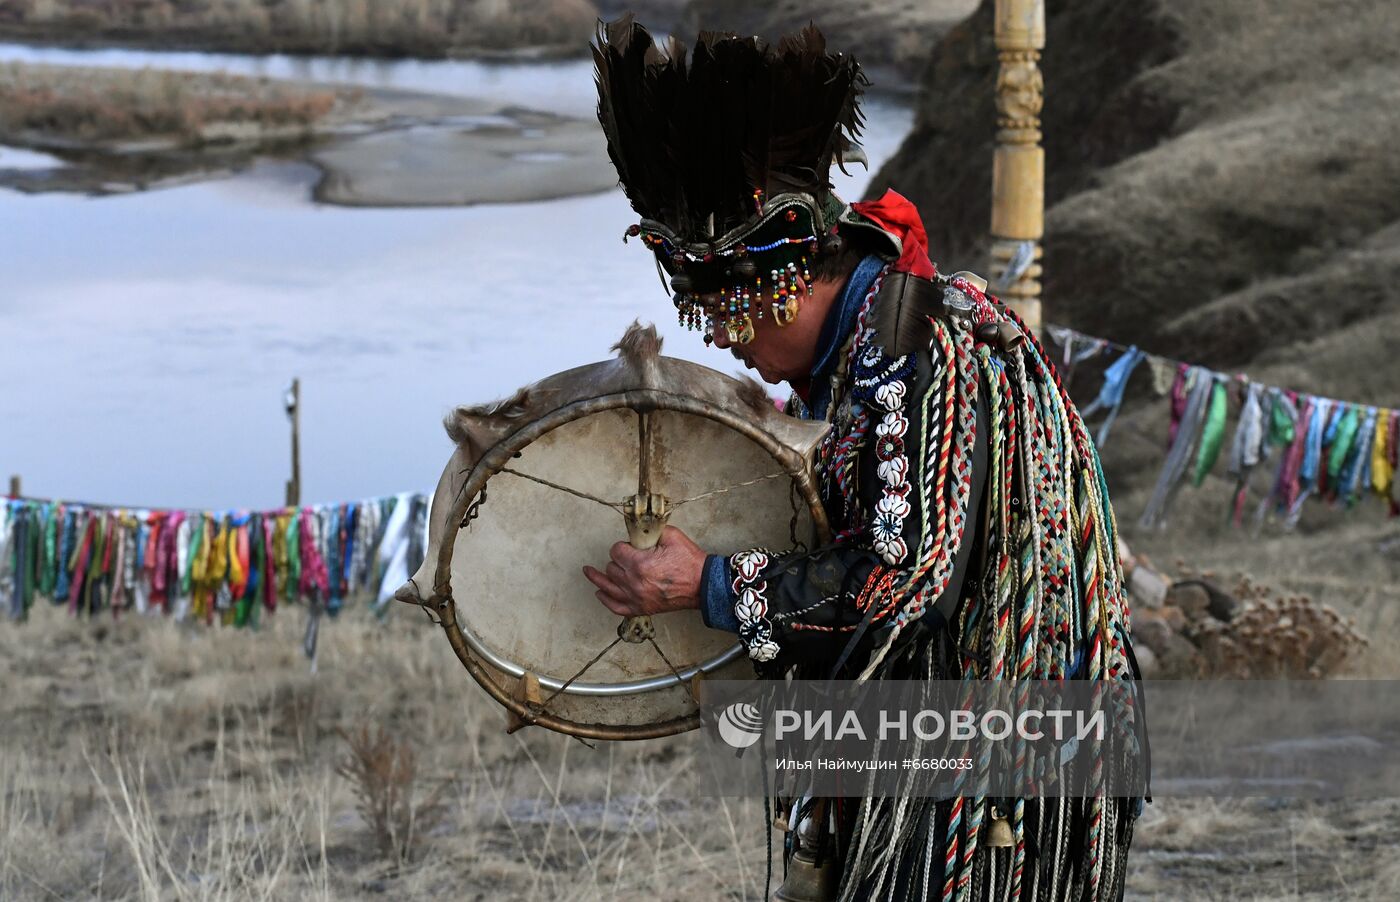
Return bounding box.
[849,189,936,279]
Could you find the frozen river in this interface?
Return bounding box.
[0,43,914,510]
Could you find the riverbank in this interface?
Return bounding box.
[0,61,614,205]
[0,0,599,60]
[0,62,348,148]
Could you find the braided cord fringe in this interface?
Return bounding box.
[1036,376,1074,678]
[828,299,1137,902]
[1075,469,1107,899]
[940,350,1019,902]
[976,350,1012,682]
[906,322,981,608]
[878,343,957,900]
[943,609,985,902]
[832,411,871,526]
[817,267,889,533]
[950,350,1014,902]
[857,318,980,680]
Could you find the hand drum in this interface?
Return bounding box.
[397,325,831,740]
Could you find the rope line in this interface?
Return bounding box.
[670,472,789,508]
[497,467,626,512]
[519,635,624,725]
[499,467,791,515]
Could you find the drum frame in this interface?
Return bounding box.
[420,388,831,741]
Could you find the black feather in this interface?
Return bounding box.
[593,18,865,243]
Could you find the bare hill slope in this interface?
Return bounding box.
[876,0,1400,406]
[875,0,1400,653]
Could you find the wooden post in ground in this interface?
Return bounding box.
[8,475,19,498]
[285,378,301,508]
[990,0,1045,336]
[284,377,319,668]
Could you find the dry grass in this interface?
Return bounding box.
[1128,796,1400,901]
[0,0,600,57]
[0,601,769,901]
[3,598,1398,899]
[335,723,447,865]
[0,62,342,145]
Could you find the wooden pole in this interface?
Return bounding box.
[283,377,318,668]
[8,475,19,498]
[285,378,301,507]
[990,0,1045,336]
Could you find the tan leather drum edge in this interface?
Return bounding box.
[419,388,830,742]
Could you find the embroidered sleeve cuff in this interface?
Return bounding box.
[699,554,740,633]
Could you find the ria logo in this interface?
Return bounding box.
[716,701,765,749]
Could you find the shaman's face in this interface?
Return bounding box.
[704,274,842,386]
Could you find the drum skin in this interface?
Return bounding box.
[401,324,831,740]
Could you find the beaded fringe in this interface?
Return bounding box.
[837,309,1139,902]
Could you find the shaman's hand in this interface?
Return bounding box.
[583,526,706,617]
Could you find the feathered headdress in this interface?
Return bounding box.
[594,16,872,344]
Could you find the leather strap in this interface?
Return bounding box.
[870,270,946,358]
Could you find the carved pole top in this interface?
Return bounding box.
[991,0,1045,336]
[994,0,1046,50]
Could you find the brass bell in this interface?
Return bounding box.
[974,320,1025,353]
[773,847,838,902]
[734,258,758,280]
[670,273,694,294]
[986,806,1014,848]
[775,803,838,902]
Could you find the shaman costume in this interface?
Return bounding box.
[595,18,1144,901]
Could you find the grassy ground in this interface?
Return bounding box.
[0,0,600,58]
[0,601,767,901]
[3,593,1398,900]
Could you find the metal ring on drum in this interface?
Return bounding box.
[456,615,748,697]
[396,324,831,742]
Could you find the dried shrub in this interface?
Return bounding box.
[273,682,324,757]
[0,62,340,144]
[335,723,447,864]
[1186,576,1367,679]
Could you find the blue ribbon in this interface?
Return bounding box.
[1081,345,1144,447]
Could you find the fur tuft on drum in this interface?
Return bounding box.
[398,323,830,740]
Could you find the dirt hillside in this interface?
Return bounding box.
[876,0,1400,403]
[874,0,1400,607]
